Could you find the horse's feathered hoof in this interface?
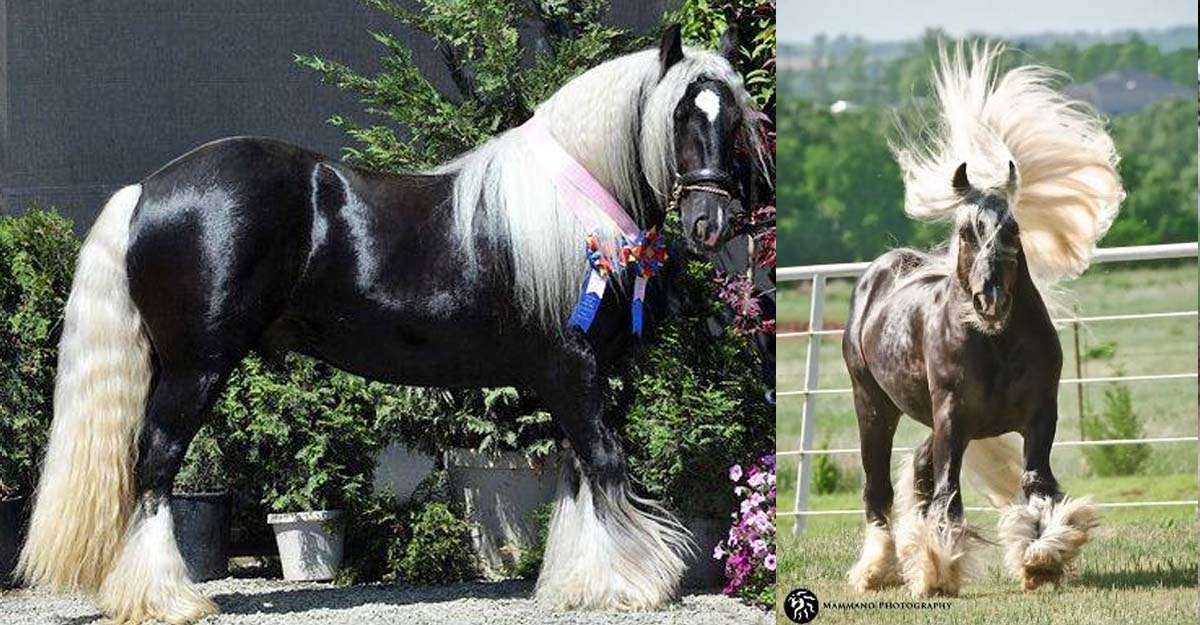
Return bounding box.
[534,464,693,611]
[97,502,219,624]
[999,495,1099,591]
[848,522,901,592]
[895,511,981,597]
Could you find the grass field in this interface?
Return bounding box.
[775,262,1199,624]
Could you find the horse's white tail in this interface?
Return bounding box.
[962,433,1024,508]
[18,185,153,593]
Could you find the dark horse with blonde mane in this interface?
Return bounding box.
[17,27,770,624]
[842,44,1122,598]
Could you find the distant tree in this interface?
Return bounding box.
[1107,97,1198,246]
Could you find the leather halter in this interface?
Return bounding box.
[670,166,773,237]
[669,167,734,210]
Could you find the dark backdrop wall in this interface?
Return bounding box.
[0,1,675,229]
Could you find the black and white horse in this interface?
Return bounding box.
[17,27,769,624]
[842,43,1122,597]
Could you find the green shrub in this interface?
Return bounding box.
[400,502,477,584]
[1081,382,1150,477]
[334,471,466,586]
[334,492,411,585]
[174,425,227,493]
[513,501,555,580]
[212,354,391,513]
[374,387,556,461]
[0,208,79,499]
[813,436,844,495]
[1084,340,1118,361]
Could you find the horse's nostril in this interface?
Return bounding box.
[973,293,988,314]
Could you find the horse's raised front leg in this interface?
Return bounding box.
[847,374,902,592]
[532,342,692,611]
[895,397,979,597]
[96,368,230,624]
[999,397,1099,591]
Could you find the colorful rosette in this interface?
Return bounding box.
[585,233,616,278]
[620,227,668,279]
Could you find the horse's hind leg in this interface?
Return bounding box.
[531,343,691,610]
[999,398,1099,591]
[101,228,290,622]
[847,374,902,592]
[97,366,233,624]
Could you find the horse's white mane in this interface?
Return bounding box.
[893,41,1125,287]
[435,45,766,331]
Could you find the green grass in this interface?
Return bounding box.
[777,474,1199,624]
[775,262,1199,623]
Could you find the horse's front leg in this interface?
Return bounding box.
[532,342,692,611]
[999,397,1099,590]
[847,375,902,592]
[895,395,977,597]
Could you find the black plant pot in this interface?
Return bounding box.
[170,492,231,582]
[0,496,28,588]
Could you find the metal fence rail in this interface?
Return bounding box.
[778,242,1199,532]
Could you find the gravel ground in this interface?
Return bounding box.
[0,579,770,625]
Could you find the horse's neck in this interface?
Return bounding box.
[999,248,1056,343]
[1012,248,1049,317]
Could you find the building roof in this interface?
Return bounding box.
[1065,69,1191,115]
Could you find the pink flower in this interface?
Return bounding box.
[751,538,768,556]
[719,454,778,601]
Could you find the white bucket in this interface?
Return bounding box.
[267,510,345,581]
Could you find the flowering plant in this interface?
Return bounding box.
[713,453,776,608]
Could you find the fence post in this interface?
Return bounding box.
[1072,312,1085,437]
[792,273,826,535]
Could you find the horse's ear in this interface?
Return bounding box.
[718,24,739,64]
[660,25,684,78]
[952,162,971,195]
[1006,160,1018,191]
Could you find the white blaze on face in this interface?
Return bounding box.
[694,89,720,122]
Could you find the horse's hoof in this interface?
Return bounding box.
[1021,565,1063,591]
[999,496,1098,591]
[850,561,902,593]
[895,512,977,598]
[848,523,901,592]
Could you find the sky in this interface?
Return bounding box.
[779,0,1197,43]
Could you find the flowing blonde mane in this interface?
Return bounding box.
[436,45,768,331]
[893,42,1125,286]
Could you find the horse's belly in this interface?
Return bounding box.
[282,299,534,388]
